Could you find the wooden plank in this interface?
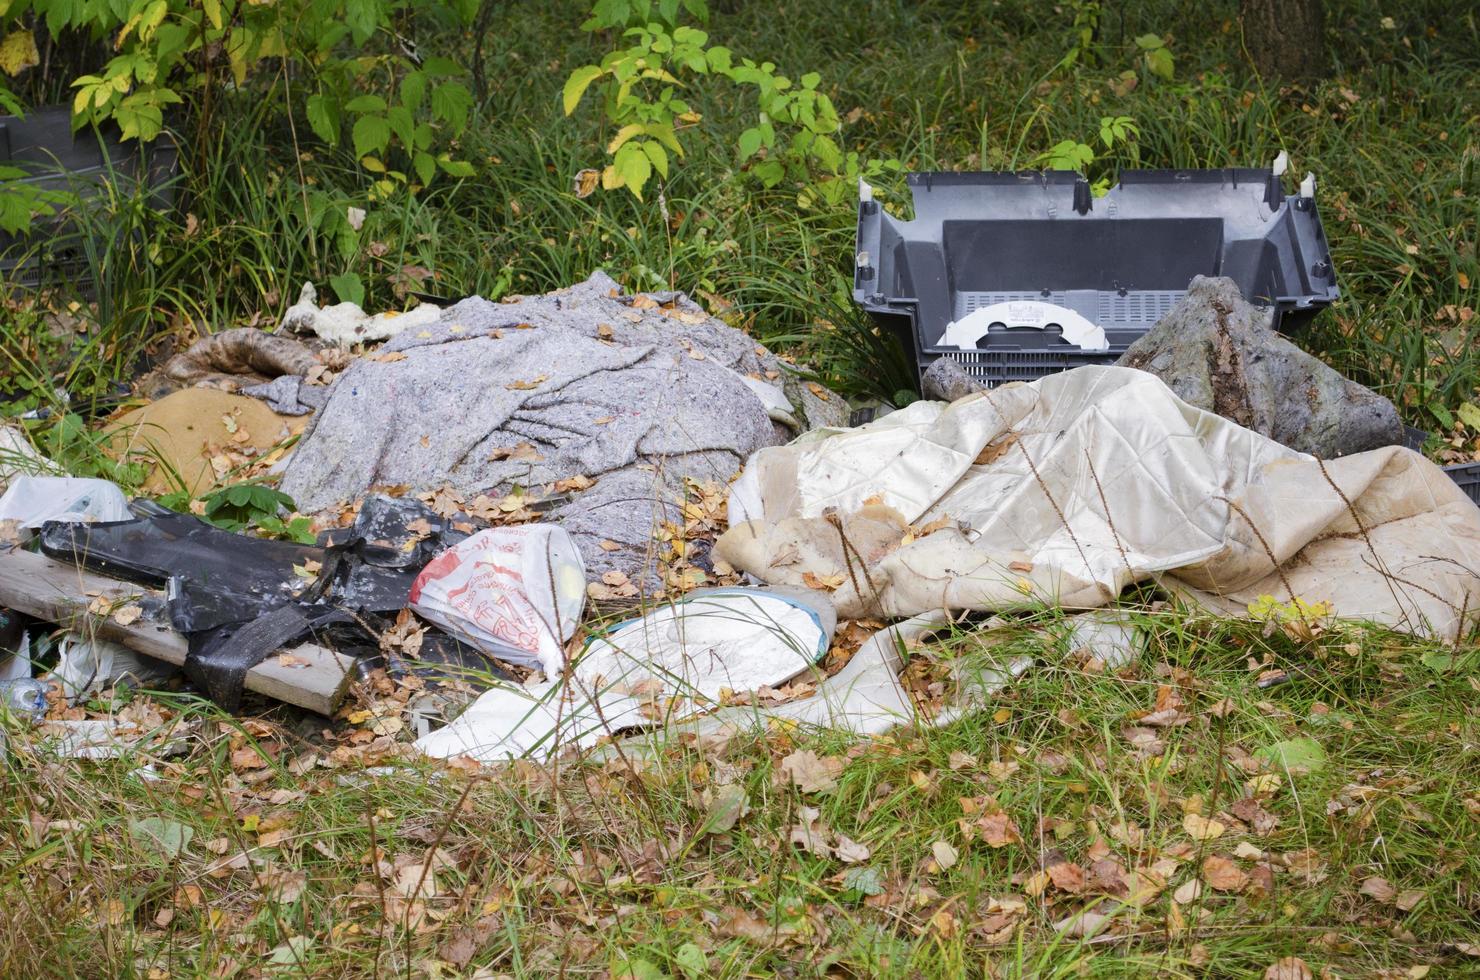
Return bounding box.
[0,548,357,715]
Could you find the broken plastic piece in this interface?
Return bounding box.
[941,301,1109,352]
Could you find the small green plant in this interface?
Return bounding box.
[564,0,897,206]
[1134,33,1175,81]
[159,483,315,543]
[0,0,479,233]
[1033,115,1139,195]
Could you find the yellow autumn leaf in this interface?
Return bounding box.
[0,31,39,76]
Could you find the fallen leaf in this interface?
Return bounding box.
[129,817,194,858]
[1046,860,1087,894]
[1395,888,1424,912]
[779,749,843,794]
[931,840,959,871]
[1202,855,1249,893]
[573,168,600,198]
[598,539,621,551]
[112,604,143,627]
[1172,879,1202,904]
[1257,737,1327,774]
[1360,876,1397,903]
[801,570,847,591]
[1234,842,1264,860]
[977,809,1022,848]
[700,783,749,835]
[1184,813,1226,841]
[834,835,871,864]
[948,751,978,770]
[505,374,549,390]
[1263,956,1312,980]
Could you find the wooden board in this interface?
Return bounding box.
[0,548,357,715]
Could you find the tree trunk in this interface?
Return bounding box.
[1240,0,1326,81]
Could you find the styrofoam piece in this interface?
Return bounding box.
[942,302,1109,352]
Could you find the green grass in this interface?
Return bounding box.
[2,607,1477,977]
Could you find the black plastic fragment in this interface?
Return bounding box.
[38,495,485,709]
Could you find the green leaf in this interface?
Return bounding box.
[343,0,380,45]
[1256,737,1326,775]
[673,942,707,977]
[1146,46,1174,81]
[305,93,340,145]
[563,64,604,115]
[641,140,668,178]
[1419,650,1456,672]
[430,81,472,132]
[612,140,651,199]
[413,151,435,186]
[128,818,194,858]
[437,156,475,178]
[800,71,820,90]
[344,94,387,113]
[1458,402,1480,430]
[737,126,762,160]
[1134,33,1164,50]
[841,865,885,897]
[329,272,364,306]
[400,71,427,112]
[352,114,390,158]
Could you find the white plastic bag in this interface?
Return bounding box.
[409,525,587,676]
[0,476,130,528]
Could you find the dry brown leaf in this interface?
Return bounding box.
[1395,888,1425,912]
[801,570,847,591]
[1360,876,1397,903]
[371,351,408,363]
[977,809,1022,848]
[1263,956,1312,980]
[1234,842,1264,860]
[573,168,600,198]
[1046,860,1087,894]
[931,840,959,871]
[834,835,871,864]
[1183,813,1226,841]
[1202,855,1249,893]
[505,375,549,390]
[779,749,843,794]
[112,604,143,627]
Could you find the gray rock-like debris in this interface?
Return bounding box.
[280,272,841,581]
[921,357,986,403]
[1118,275,1401,458]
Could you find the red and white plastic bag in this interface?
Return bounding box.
[409,525,588,676]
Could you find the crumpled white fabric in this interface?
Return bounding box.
[717,366,1480,640]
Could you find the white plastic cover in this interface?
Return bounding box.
[0,476,130,528]
[941,301,1109,351]
[417,587,832,761]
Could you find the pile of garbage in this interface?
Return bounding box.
[3,266,1478,766]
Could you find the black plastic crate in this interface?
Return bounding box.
[1444,462,1480,507]
[0,106,178,290]
[854,168,1340,388]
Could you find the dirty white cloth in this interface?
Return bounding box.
[717,366,1480,640]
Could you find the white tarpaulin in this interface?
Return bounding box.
[717,366,1480,640]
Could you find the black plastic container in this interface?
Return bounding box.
[0,106,179,290]
[854,168,1340,387]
